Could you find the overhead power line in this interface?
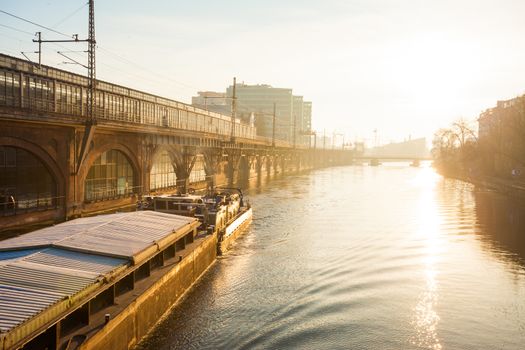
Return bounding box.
[0,9,72,38]
[51,2,88,28]
[97,46,200,91]
[0,23,35,36]
[0,8,255,110]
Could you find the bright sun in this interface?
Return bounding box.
[387,34,482,112]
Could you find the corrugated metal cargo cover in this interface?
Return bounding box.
[0,211,197,262]
[0,211,198,340]
[0,248,126,334]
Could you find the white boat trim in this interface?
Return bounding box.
[225,208,253,237]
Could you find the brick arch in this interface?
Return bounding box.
[78,142,141,201]
[148,145,182,173]
[147,145,182,192]
[0,136,66,200]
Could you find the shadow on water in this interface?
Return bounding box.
[437,178,525,270]
[474,190,525,267]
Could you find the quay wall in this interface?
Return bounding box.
[79,234,218,350]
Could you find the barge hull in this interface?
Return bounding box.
[79,234,217,350]
[219,208,253,254]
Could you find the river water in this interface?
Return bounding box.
[136,164,525,350]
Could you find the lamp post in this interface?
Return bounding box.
[272,103,276,148]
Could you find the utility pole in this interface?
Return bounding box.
[342,134,345,150]
[272,102,276,147]
[230,77,236,142]
[323,129,326,149]
[87,0,96,124]
[313,131,317,149]
[21,31,42,67]
[36,32,41,68]
[77,0,97,173]
[30,0,96,173]
[293,114,297,149]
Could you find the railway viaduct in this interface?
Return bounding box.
[0,54,354,231]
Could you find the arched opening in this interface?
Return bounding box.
[0,146,57,216]
[84,149,135,202]
[150,150,177,192]
[189,156,206,184]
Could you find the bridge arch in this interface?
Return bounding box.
[0,136,65,216]
[149,146,178,192]
[189,155,206,184]
[80,143,140,202]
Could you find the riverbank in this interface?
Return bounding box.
[435,166,525,198]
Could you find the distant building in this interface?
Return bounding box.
[478,95,525,177]
[365,137,428,158]
[226,84,294,142]
[191,91,231,115]
[302,101,312,146]
[318,134,332,149]
[194,85,312,144]
[293,95,304,146]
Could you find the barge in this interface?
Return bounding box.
[0,189,253,349]
[144,188,253,255]
[0,211,215,350]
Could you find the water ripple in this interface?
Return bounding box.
[135,166,525,350]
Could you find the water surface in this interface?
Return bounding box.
[136,164,525,350]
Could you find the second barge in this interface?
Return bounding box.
[144,188,253,255]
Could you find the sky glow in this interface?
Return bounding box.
[2,0,525,145]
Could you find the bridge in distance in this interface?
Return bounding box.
[357,137,432,162]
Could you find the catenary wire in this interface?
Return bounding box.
[0,9,72,38]
[0,10,298,121]
[51,2,88,29]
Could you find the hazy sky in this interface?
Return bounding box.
[2,0,525,144]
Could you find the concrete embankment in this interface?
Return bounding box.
[438,169,525,198]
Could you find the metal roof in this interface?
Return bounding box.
[0,249,39,262]
[0,211,196,259]
[0,211,197,336]
[0,249,125,333]
[0,284,61,333]
[23,248,123,275]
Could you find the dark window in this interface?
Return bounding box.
[0,146,57,216]
[0,70,21,107]
[155,200,167,210]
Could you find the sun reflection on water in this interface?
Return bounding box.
[410,167,443,350]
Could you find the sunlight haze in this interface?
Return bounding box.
[2,0,525,144]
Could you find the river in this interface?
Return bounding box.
[136,163,525,350]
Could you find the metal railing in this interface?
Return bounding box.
[84,185,142,203]
[0,61,259,141]
[0,193,63,217]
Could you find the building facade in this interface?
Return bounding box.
[191,91,231,116]
[303,101,312,147]
[225,84,294,142]
[193,84,313,145]
[478,95,525,177]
